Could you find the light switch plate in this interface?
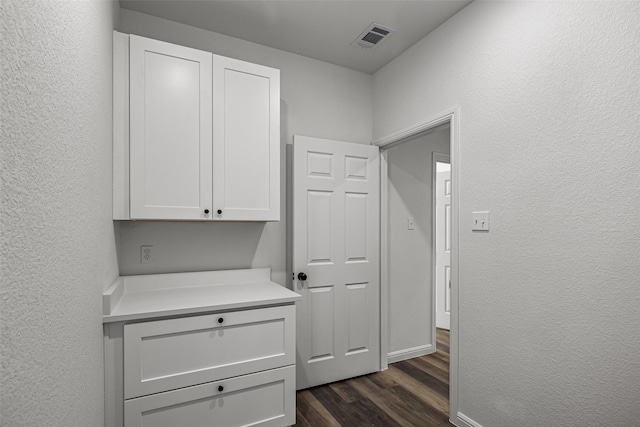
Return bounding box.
[407,217,415,230]
[472,211,490,231]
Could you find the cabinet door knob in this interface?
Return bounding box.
[298,272,307,281]
[218,385,224,392]
[217,209,222,215]
[218,317,224,324]
[204,209,210,214]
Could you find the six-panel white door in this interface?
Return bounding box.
[129,35,213,220]
[212,55,280,221]
[436,166,452,330]
[293,136,380,390]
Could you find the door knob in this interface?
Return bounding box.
[298,272,307,281]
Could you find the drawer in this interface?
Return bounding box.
[124,305,295,399]
[124,365,295,427]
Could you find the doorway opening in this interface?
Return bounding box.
[376,107,460,424]
[383,124,450,364]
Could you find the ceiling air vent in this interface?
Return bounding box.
[351,23,395,50]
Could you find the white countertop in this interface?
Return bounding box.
[103,268,300,323]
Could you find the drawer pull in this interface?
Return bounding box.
[217,317,224,324]
[218,385,224,392]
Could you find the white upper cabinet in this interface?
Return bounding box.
[114,32,280,221]
[129,35,213,220]
[212,56,280,221]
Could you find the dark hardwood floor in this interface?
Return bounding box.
[295,328,451,427]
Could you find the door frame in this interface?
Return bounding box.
[433,152,450,333]
[373,106,460,424]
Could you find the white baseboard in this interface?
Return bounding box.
[454,412,484,427]
[387,344,434,364]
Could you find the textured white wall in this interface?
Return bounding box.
[116,10,372,285]
[1,1,119,425]
[386,127,449,356]
[374,1,640,426]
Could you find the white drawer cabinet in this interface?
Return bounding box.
[103,269,300,427]
[124,366,295,427]
[123,305,295,399]
[113,32,280,221]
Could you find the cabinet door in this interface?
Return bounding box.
[130,35,213,220]
[212,56,280,221]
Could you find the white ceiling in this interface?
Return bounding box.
[120,0,472,74]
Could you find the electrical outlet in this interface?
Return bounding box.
[472,211,490,231]
[140,245,153,264]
